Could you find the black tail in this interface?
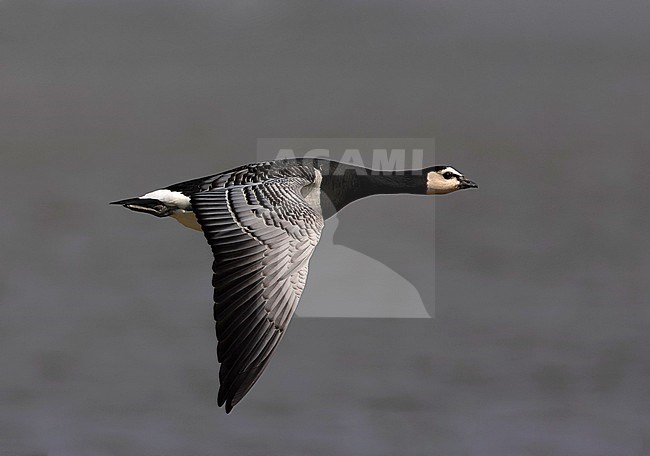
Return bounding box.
[110,198,173,217]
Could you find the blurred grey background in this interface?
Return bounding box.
[1,1,649,455]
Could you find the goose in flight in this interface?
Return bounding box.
[112,158,477,412]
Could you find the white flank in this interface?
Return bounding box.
[304,169,323,215]
[313,168,323,187]
[171,211,202,231]
[141,189,192,210]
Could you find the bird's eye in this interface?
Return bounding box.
[442,172,454,179]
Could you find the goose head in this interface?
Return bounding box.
[426,166,478,195]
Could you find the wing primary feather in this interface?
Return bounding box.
[221,320,273,373]
[190,177,324,412]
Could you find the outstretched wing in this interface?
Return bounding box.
[191,177,323,413]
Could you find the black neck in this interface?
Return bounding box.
[318,161,428,217]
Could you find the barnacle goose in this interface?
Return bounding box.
[112,158,477,412]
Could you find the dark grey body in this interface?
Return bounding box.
[157,158,448,220]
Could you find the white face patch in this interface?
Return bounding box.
[439,166,462,177]
[141,189,191,210]
[426,171,460,194]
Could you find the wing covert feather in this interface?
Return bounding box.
[191,177,323,413]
